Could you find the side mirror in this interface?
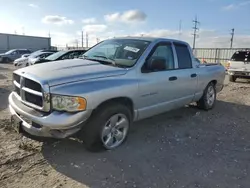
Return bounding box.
[145,57,166,72]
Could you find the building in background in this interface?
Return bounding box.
[0,33,51,53]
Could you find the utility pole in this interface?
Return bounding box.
[192,15,200,49]
[230,28,234,48]
[86,32,88,48]
[178,20,182,39]
[81,31,84,48]
[48,31,51,38]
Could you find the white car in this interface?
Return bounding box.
[21,54,31,58]
[13,56,29,67]
[14,51,54,68]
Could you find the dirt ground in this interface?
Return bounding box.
[1,63,250,188]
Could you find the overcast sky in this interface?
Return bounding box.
[0,0,250,48]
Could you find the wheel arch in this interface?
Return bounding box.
[92,97,135,119]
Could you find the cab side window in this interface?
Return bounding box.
[174,43,192,69]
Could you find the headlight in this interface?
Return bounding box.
[52,94,87,112]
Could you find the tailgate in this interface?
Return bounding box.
[229,60,250,72]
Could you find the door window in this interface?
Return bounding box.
[11,51,18,55]
[144,43,175,71]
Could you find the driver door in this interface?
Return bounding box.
[137,42,179,119]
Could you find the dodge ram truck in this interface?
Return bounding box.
[9,37,226,151]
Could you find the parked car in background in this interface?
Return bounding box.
[28,52,55,65]
[21,54,31,58]
[0,49,32,63]
[227,50,250,82]
[14,49,57,67]
[9,37,225,151]
[33,49,87,64]
[14,51,55,68]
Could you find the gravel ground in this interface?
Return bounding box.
[0,63,250,188]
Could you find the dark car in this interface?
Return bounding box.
[0,49,32,63]
[34,49,87,64]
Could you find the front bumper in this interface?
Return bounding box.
[8,92,92,138]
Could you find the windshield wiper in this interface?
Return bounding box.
[83,55,116,65]
[92,55,116,65]
[82,55,129,68]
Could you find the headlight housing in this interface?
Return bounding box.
[52,94,87,112]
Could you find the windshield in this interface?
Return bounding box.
[231,51,250,62]
[83,39,151,67]
[29,50,43,57]
[45,51,66,61]
[5,50,15,54]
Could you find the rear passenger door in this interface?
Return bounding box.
[172,42,197,104]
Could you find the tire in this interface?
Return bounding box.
[26,63,29,67]
[197,82,216,110]
[229,75,236,82]
[80,103,132,152]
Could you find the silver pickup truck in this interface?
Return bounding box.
[9,37,225,151]
[227,50,250,82]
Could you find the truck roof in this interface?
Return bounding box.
[111,36,189,45]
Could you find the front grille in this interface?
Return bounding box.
[12,73,48,111]
[25,92,43,107]
[13,73,20,83]
[24,78,42,92]
[14,85,20,96]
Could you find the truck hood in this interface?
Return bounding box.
[15,59,128,86]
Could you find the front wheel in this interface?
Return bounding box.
[197,82,216,110]
[3,57,11,63]
[80,103,132,151]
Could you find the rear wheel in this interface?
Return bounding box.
[80,103,132,152]
[197,82,216,110]
[229,75,236,82]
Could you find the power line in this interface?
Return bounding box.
[230,28,234,48]
[192,15,200,49]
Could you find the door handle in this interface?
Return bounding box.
[191,73,197,78]
[169,76,177,81]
